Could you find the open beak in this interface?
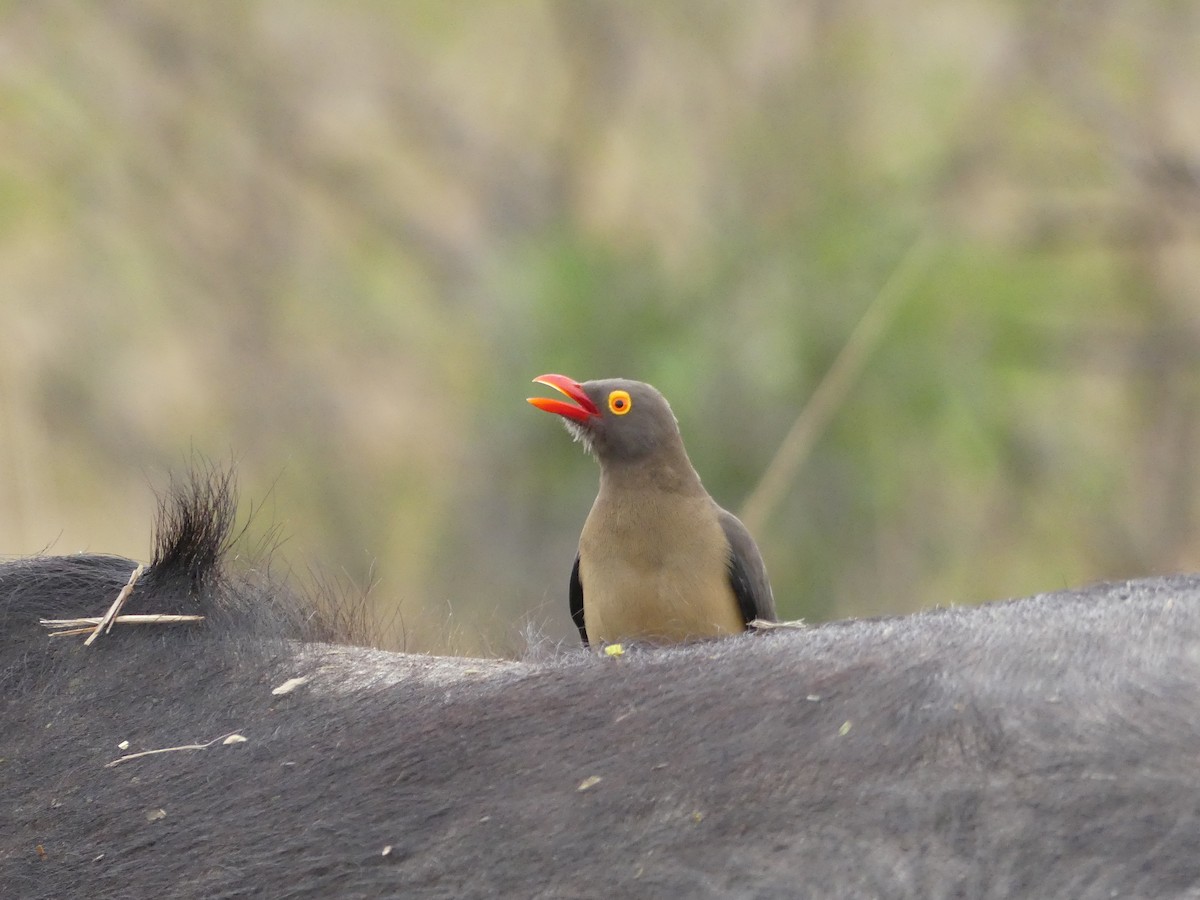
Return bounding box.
[527,374,601,423]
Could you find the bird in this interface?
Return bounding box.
[527,373,776,646]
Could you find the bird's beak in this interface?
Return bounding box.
[527,374,601,423]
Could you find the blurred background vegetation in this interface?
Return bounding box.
[2,1,1199,656]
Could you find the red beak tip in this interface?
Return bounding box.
[528,373,601,421]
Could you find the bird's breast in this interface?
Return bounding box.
[578,490,744,644]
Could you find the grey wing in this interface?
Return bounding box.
[569,553,588,646]
[717,507,777,624]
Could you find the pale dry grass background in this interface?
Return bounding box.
[2,1,1200,655]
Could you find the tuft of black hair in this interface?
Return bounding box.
[148,465,239,597]
[1,462,314,665]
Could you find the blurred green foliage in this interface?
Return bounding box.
[1,1,1199,655]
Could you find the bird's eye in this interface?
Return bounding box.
[608,390,632,415]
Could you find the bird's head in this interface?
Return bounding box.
[527,374,683,465]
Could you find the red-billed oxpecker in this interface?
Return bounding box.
[528,374,776,646]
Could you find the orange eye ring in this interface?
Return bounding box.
[608,390,632,415]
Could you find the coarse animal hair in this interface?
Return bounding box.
[3,471,1200,898]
